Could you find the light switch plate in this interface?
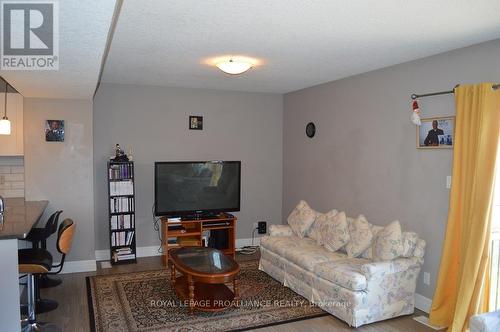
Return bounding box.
[446,176,452,189]
[423,272,430,285]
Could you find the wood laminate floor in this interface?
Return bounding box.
[37,255,434,332]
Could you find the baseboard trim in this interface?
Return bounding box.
[95,245,161,261]
[136,245,162,257]
[95,249,110,261]
[236,236,262,248]
[94,237,263,262]
[54,259,97,274]
[415,293,432,313]
[413,316,445,330]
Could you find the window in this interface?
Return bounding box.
[490,160,500,310]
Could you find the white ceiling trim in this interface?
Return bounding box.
[102,0,500,94]
[0,0,117,99]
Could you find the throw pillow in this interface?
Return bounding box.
[373,220,404,261]
[320,211,350,252]
[401,232,419,257]
[360,224,383,259]
[287,200,317,238]
[308,209,338,243]
[345,215,373,257]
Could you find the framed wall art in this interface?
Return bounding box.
[417,116,454,149]
[189,116,203,130]
[45,120,65,142]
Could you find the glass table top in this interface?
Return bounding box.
[170,247,238,274]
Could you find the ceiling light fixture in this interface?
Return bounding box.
[215,58,253,75]
[0,81,11,135]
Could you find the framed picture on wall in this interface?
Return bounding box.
[45,120,65,142]
[189,116,203,130]
[417,116,454,149]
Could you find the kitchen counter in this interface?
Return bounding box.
[0,197,49,239]
[0,197,49,331]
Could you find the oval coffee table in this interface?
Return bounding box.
[169,246,240,313]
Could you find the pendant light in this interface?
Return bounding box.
[0,81,11,135]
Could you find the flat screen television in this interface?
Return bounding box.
[154,161,241,216]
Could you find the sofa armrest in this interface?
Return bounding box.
[470,310,500,332]
[361,257,422,280]
[269,224,294,237]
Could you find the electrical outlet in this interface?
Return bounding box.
[446,176,452,189]
[253,221,267,234]
[423,272,430,285]
[257,221,267,234]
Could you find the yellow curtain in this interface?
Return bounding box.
[429,83,500,331]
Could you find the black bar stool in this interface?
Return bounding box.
[20,211,63,314]
[26,211,62,249]
[19,219,75,332]
[25,211,63,288]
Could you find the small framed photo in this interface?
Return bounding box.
[417,116,454,149]
[45,120,65,142]
[189,116,203,130]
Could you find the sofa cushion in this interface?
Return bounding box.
[345,215,373,258]
[260,235,316,257]
[373,220,404,261]
[287,200,317,238]
[320,211,350,252]
[283,245,348,271]
[314,258,371,291]
[401,232,419,257]
[308,209,338,243]
[269,224,294,237]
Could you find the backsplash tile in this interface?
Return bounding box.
[0,156,25,198]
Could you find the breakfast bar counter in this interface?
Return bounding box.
[0,197,49,332]
[0,198,49,239]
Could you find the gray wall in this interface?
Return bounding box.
[24,98,94,261]
[283,38,500,299]
[93,83,283,250]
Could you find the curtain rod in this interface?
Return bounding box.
[411,84,500,100]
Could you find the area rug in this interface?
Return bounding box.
[86,260,327,332]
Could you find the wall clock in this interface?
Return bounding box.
[306,122,316,138]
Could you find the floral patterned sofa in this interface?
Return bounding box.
[259,200,426,327]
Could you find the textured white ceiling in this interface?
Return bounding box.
[102,0,500,94]
[0,0,117,99]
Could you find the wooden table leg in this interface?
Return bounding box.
[188,275,195,314]
[233,277,240,307]
[170,264,176,287]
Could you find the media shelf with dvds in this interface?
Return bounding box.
[107,161,137,265]
[160,213,237,266]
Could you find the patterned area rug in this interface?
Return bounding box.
[86,260,326,332]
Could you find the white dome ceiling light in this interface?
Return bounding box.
[214,57,256,75]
